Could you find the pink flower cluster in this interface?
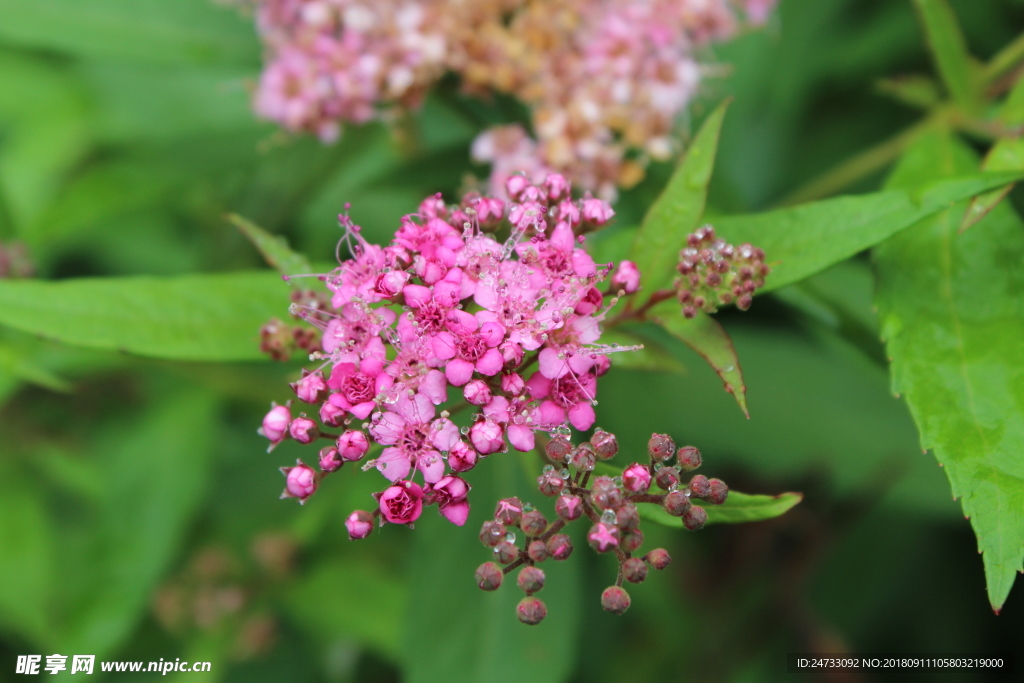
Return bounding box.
[251,0,776,194]
[262,173,639,532]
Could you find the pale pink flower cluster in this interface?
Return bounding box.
[263,173,638,531]
[252,0,776,193]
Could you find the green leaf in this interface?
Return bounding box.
[0,272,287,361]
[600,327,685,374]
[713,169,1024,293]
[629,100,728,295]
[403,454,580,683]
[63,389,216,654]
[0,0,258,67]
[960,138,1024,232]
[875,131,1024,612]
[997,70,1024,126]
[286,557,407,661]
[649,301,748,417]
[229,214,315,277]
[637,491,804,528]
[911,0,979,112]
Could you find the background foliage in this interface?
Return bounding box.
[1,0,1023,680]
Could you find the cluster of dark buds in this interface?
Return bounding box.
[259,290,330,361]
[675,225,769,318]
[474,429,728,624]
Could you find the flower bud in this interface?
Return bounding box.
[345,510,374,539]
[708,478,729,505]
[291,371,327,404]
[261,405,291,444]
[289,417,319,444]
[590,476,623,511]
[501,372,525,396]
[546,533,574,561]
[676,445,702,471]
[470,419,504,455]
[479,520,506,547]
[494,497,523,526]
[336,430,369,461]
[581,195,615,225]
[683,505,708,531]
[448,440,478,472]
[648,433,675,461]
[319,400,346,428]
[555,494,583,521]
[689,474,712,500]
[622,557,649,584]
[506,174,530,200]
[622,463,652,493]
[611,260,641,294]
[655,465,681,490]
[319,446,342,473]
[590,429,619,460]
[601,586,631,615]
[517,566,546,594]
[280,460,317,504]
[537,469,566,497]
[645,548,672,570]
[527,539,549,563]
[463,379,492,406]
[378,481,424,525]
[587,523,620,552]
[494,540,519,565]
[570,443,596,471]
[616,503,640,531]
[663,490,691,517]
[475,562,504,591]
[516,596,547,625]
[544,173,571,201]
[622,529,644,553]
[520,510,548,537]
[430,475,472,526]
[545,435,573,464]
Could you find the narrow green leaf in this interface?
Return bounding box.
[961,138,1024,232]
[229,214,314,277]
[638,491,803,527]
[629,100,728,295]
[714,170,1024,293]
[0,272,287,361]
[0,0,258,67]
[403,455,580,683]
[875,131,1024,612]
[875,75,942,110]
[911,0,979,112]
[997,70,1024,126]
[649,301,748,417]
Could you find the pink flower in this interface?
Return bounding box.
[447,441,478,472]
[378,481,425,525]
[280,460,318,504]
[345,510,374,539]
[428,475,471,526]
[327,355,393,420]
[431,310,506,386]
[261,404,291,444]
[526,371,598,431]
[369,392,456,483]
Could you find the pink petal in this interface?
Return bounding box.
[538,400,566,427]
[440,500,470,526]
[482,396,510,423]
[550,221,574,252]
[568,401,596,431]
[402,284,432,308]
[525,372,552,399]
[431,418,460,452]
[420,370,448,405]
[350,401,376,420]
[475,348,504,376]
[445,358,475,386]
[417,450,446,483]
[508,424,535,452]
[538,347,569,379]
[432,332,458,361]
[376,447,411,482]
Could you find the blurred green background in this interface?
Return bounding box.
[1,0,1023,680]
